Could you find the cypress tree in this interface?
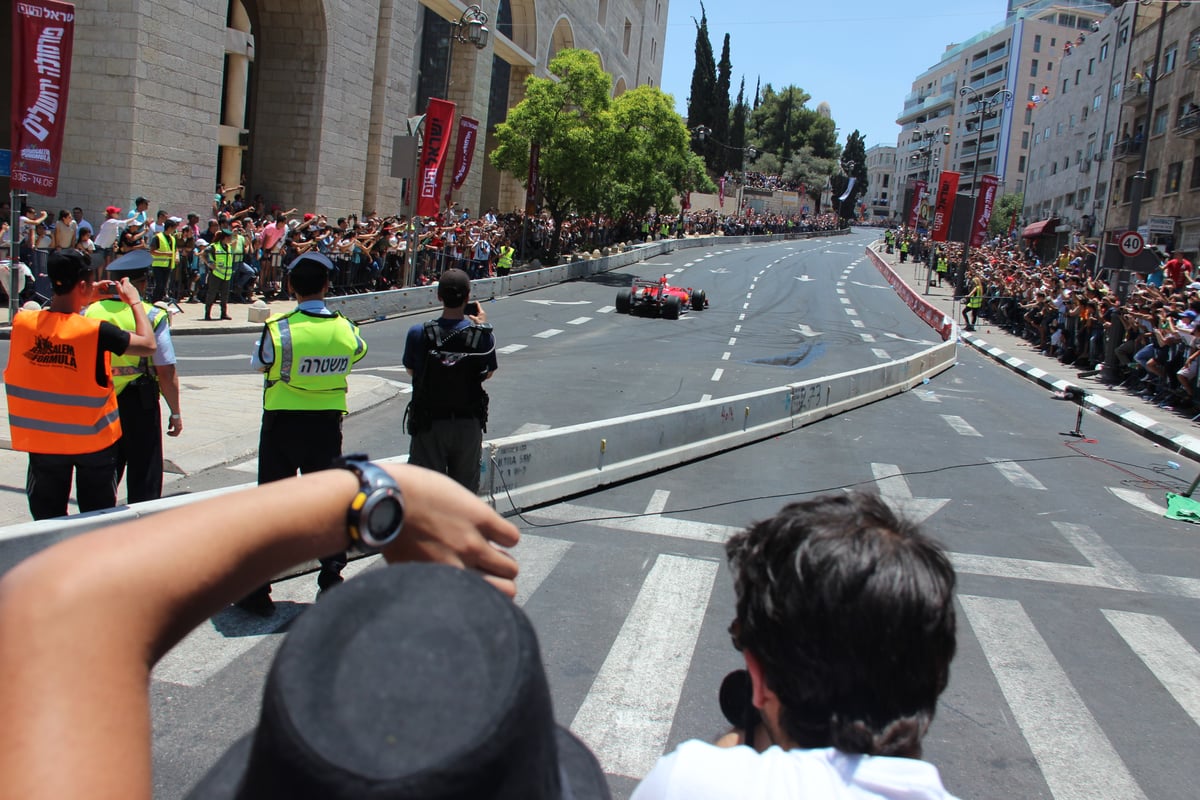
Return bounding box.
[714,33,733,173]
[686,3,716,167]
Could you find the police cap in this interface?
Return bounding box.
[287,252,337,273]
[105,249,154,280]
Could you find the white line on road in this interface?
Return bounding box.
[1103,609,1200,728]
[871,348,891,360]
[711,368,724,382]
[497,344,528,354]
[533,329,563,339]
[844,308,858,316]
[851,320,865,328]
[1107,487,1168,517]
[916,391,941,403]
[745,292,753,299]
[597,305,616,313]
[859,333,875,342]
[989,458,1047,490]
[511,422,552,436]
[513,535,573,607]
[836,288,846,295]
[738,313,746,321]
[175,354,249,362]
[567,317,592,325]
[673,269,685,274]
[871,463,949,524]
[722,352,731,360]
[571,554,719,779]
[941,415,982,437]
[960,595,1148,800]
[840,297,851,305]
[733,325,742,333]
[700,393,712,402]
[743,303,750,310]
[728,337,737,346]
[644,490,671,515]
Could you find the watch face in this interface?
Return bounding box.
[363,492,403,543]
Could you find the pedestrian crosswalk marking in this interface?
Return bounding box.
[571,554,719,779]
[1103,609,1200,728]
[513,535,573,607]
[989,458,1048,490]
[960,595,1148,800]
[871,463,950,524]
[942,414,982,436]
[1107,487,1168,517]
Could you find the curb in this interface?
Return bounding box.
[961,332,1200,464]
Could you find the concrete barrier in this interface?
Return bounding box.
[865,247,953,340]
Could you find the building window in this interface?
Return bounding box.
[1163,45,1177,75]
[1100,43,1109,61]
[1093,93,1102,110]
[1031,59,1039,76]
[1097,182,1106,200]
[1062,78,1069,94]
[1034,34,1042,53]
[599,0,608,25]
[1153,105,1169,135]
[1070,114,1076,129]
[1112,81,1121,99]
[655,1,661,23]
[1051,37,1057,48]
[623,20,632,55]
[1022,130,1030,148]
[1075,69,1081,86]
[651,37,657,62]
[1019,155,1026,172]
[1166,162,1182,193]
[1180,96,1195,124]
[1123,176,1133,202]
[1088,58,1095,75]
[1052,161,1058,175]
[1145,169,1158,198]
[883,174,889,187]
[1191,158,1200,189]
[1118,27,1128,47]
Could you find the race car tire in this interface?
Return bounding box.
[663,294,681,320]
[691,289,707,310]
[616,288,632,314]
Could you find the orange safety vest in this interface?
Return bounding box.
[4,310,121,454]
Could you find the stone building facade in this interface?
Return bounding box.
[1,0,668,223]
[864,144,897,221]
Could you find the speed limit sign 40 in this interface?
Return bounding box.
[1117,231,1144,258]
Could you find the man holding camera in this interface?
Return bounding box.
[403,268,497,493]
[633,492,959,799]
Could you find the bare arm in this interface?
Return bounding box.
[0,464,519,800]
[155,363,183,436]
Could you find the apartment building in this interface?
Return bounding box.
[895,0,1112,226]
[865,144,898,221]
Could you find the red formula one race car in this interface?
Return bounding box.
[615,275,709,320]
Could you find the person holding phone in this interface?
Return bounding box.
[402,268,497,492]
[3,250,157,520]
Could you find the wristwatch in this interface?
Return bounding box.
[333,454,405,553]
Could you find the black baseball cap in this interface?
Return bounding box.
[437,268,470,305]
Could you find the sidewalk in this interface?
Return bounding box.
[871,243,1200,466]
[0,373,403,528]
[1,297,277,339]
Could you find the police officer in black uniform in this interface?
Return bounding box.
[403,269,497,493]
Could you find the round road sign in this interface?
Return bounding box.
[1117,231,1144,258]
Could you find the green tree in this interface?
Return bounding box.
[714,33,733,173]
[830,130,868,220]
[729,78,748,162]
[686,4,716,166]
[490,49,613,258]
[989,192,1024,236]
[609,85,712,216]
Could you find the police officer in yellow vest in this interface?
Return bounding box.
[962,274,984,332]
[3,250,157,520]
[935,249,949,288]
[204,229,234,321]
[149,217,178,302]
[496,242,515,275]
[237,252,368,615]
[85,250,183,504]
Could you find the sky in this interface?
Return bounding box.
[659,0,1009,152]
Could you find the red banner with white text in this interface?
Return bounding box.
[417,98,455,217]
[908,180,926,229]
[930,171,960,242]
[11,0,75,195]
[450,116,479,190]
[970,174,1000,248]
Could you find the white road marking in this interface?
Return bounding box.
[916,390,941,403]
[700,393,712,402]
[840,297,851,305]
[745,292,753,300]
[794,324,822,337]
[175,354,249,362]
[851,319,865,328]
[511,422,552,436]
[228,458,258,474]
[525,299,590,306]
[673,269,685,274]
[844,308,858,316]
[859,333,875,342]
[533,329,563,339]
[989,458,1047,490]
[513,535,573,607]
[644,490,671,515]
[1107,487,1169,516]
[849,280,888,289]
[871,463,950,524]
[567,317,592,325]
[743,303,750,310]
[733,325,742,333]
[497,343,528,354]
[711,368,724,382]
[960,595,1148,800]
[722,352,731,360]
[836,288,846,295]
[738,313,746,321]
[885,332,936,345]
[728,337,737,346]
[942,415,982,437]
[795,275,814,282]
[597,305,616,313]
[1104,609,1200,728]
[571,554,719,780]
[871,348,890,360]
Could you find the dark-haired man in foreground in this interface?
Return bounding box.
[633,492,959,799]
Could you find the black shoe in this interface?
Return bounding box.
[234,588,275,617]
[220,314,233,320]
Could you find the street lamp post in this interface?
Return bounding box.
[909,124,950,294]
[958,86,1013,284]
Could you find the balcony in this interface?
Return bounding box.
[1078,159,1090,173]
[1187,41,1200,71]
[1112,138,1144,162]
[1177,110,1200,139]
[1122,79,1150,107]
[896,89,956,125]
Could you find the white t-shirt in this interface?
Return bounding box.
[632,742,959,800]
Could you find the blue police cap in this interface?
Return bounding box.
[288,252,337,272]
[105,250,154,275]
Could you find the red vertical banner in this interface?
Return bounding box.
[417,98,456,217]
[908,180,927,229]
[525,141,540,216]
[970,174,1000,247]
[11,0,76,195]
[450,116,480,191]
[930,171,960,242]
[718,176,725,208]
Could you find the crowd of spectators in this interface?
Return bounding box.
[1,182,846,307]
[889,225,1200,415]
[738,171,806,192]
